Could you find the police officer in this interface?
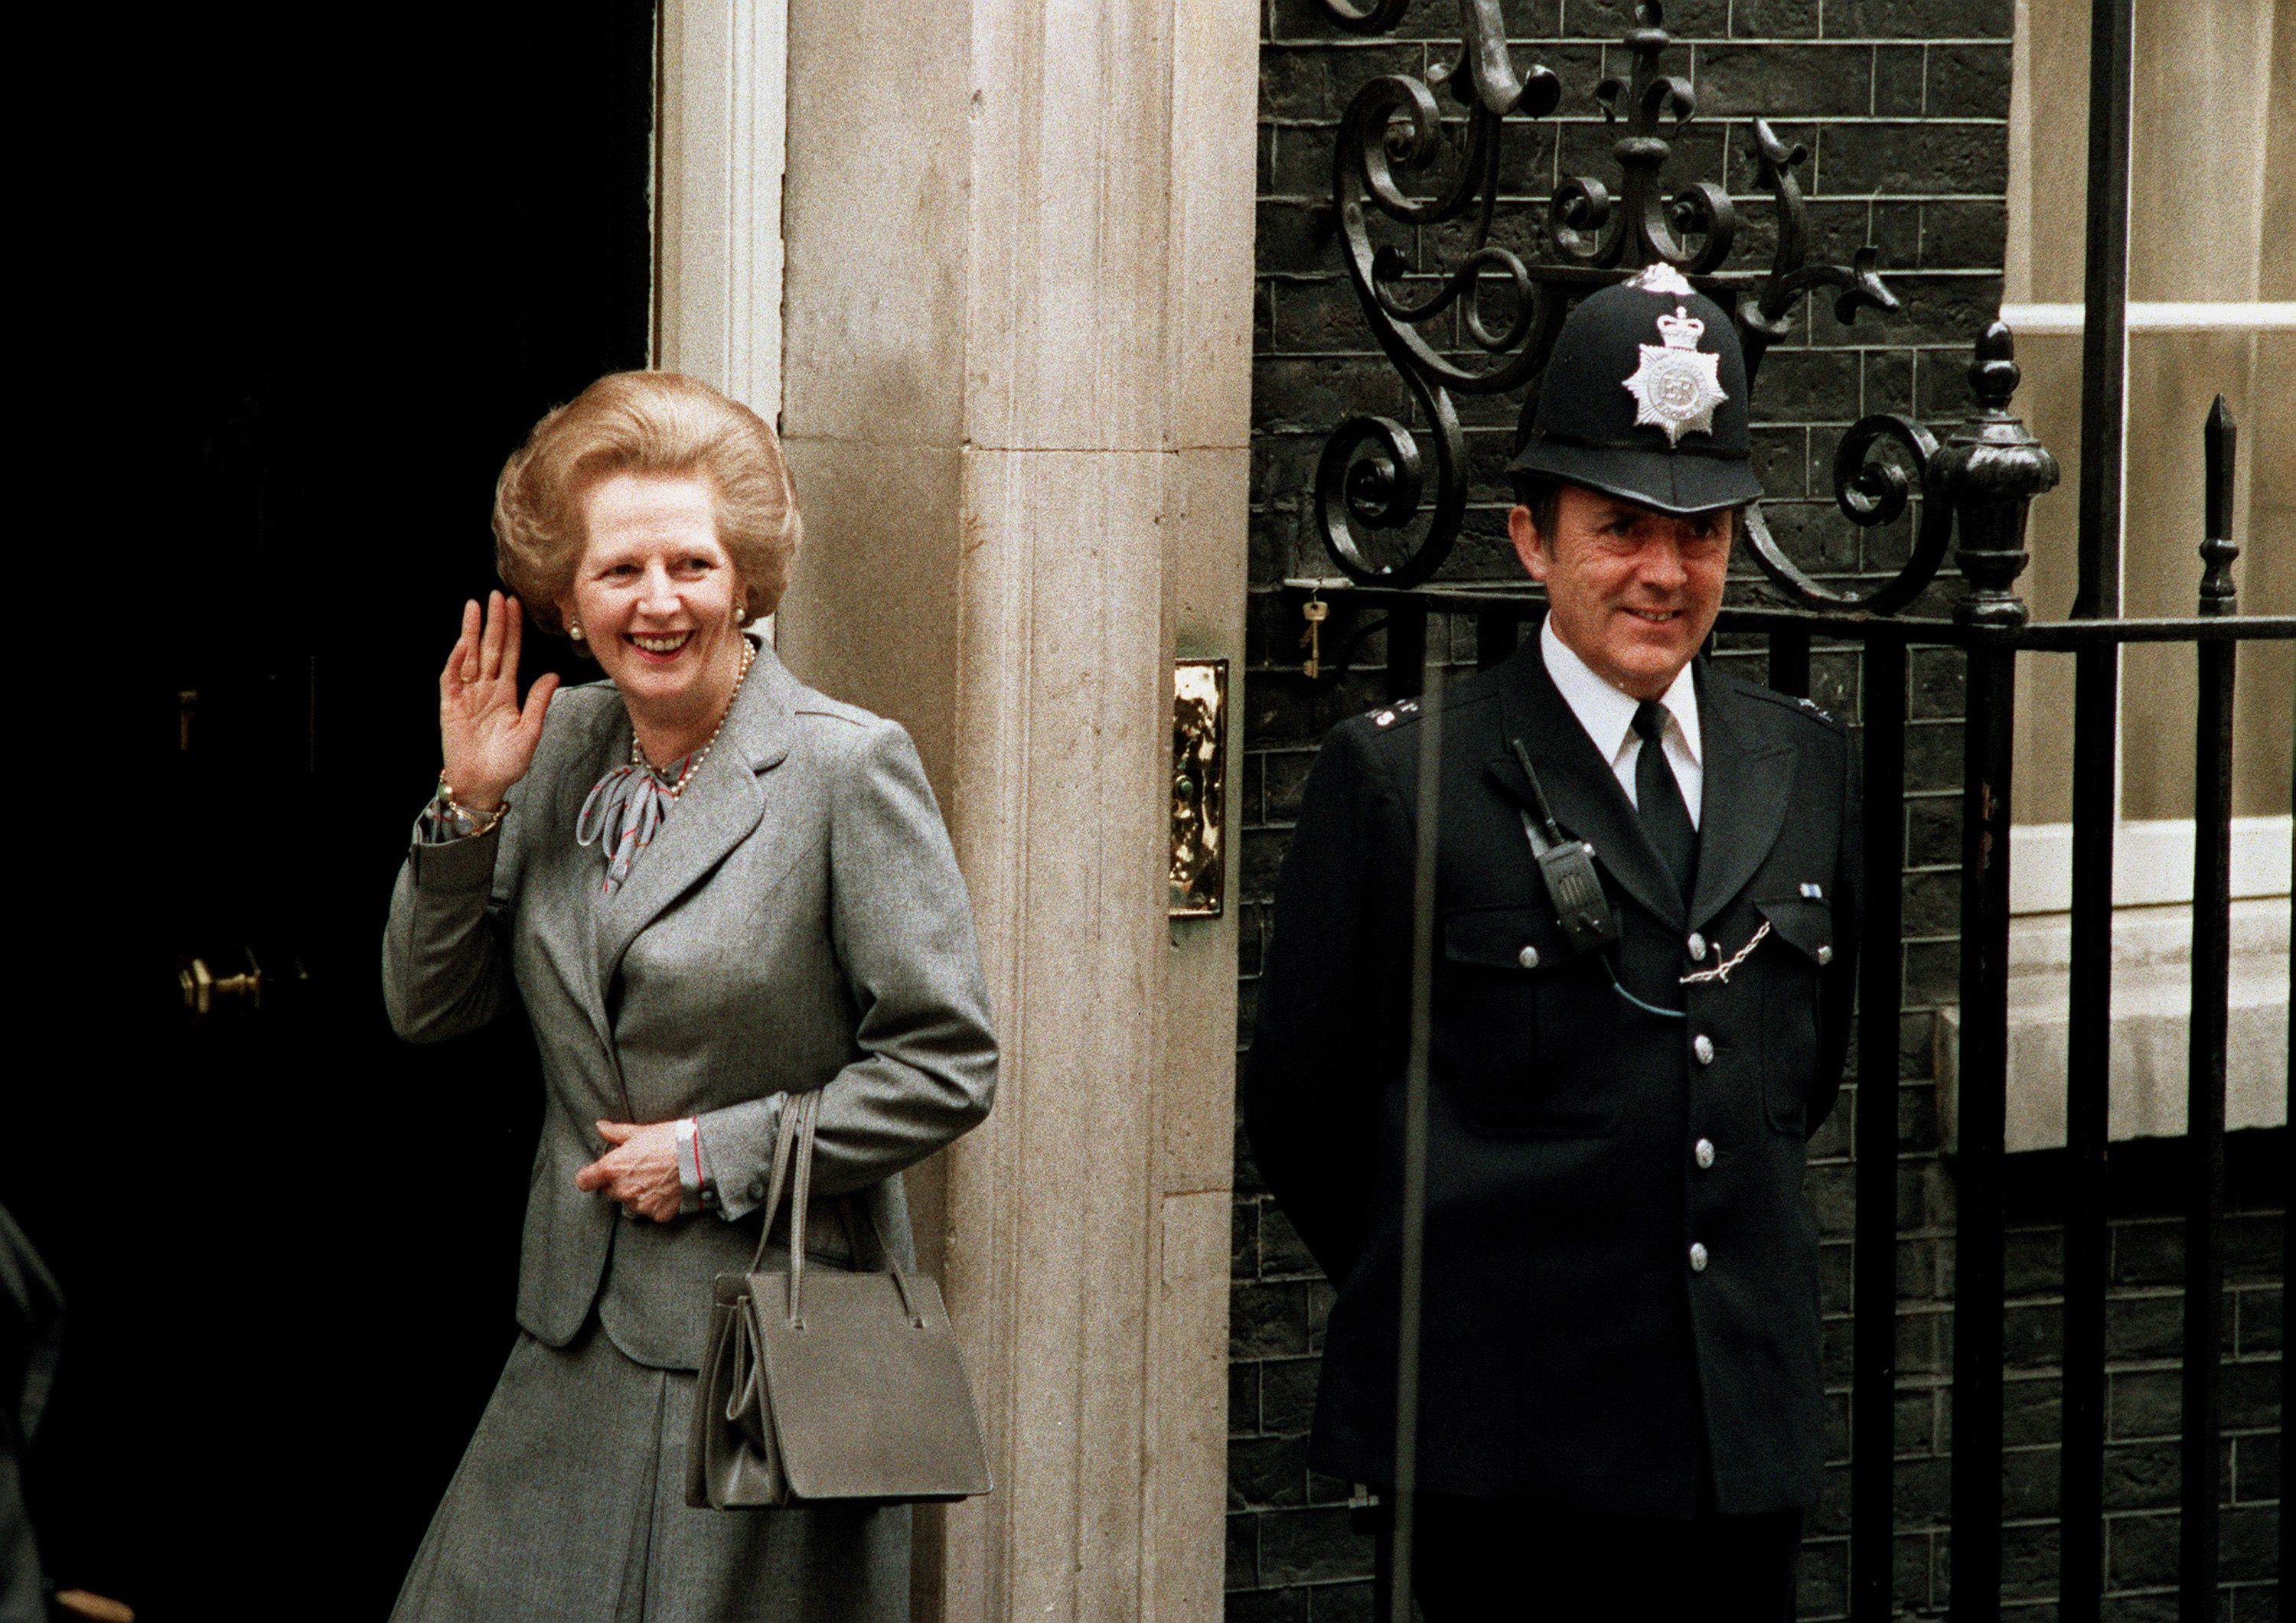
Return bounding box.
[1244,262,1860,1620]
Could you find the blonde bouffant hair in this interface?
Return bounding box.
[493,370,802,637]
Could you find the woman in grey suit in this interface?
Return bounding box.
[383,371,996,1622]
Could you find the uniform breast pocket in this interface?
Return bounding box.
[1434,904,1616,1138]
[1755,895,1833,1135]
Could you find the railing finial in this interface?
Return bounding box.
[2197,396,2239,616]
[1967,321,2022,413]
[1942,322,2059,630]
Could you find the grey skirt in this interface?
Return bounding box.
[390,1318,908,1623]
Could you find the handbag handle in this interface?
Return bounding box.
[742,1094,809,1274]
[779,1090,925,1331]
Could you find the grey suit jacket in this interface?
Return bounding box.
[383,639,997,1370]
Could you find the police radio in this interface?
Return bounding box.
[1506,736,1685,1022]
[1507,737,1619,958]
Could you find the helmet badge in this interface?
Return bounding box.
[1623,301,1728,446]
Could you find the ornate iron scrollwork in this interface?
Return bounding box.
[1740,413,1950,616]
[1315,0,1941,603]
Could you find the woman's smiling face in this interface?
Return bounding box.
[561,472,747,720]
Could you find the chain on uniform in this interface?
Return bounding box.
[1677,920,1771,986]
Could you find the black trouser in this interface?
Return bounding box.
[1397,1495,1804,1621]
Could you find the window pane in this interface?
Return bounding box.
[2120,331,2291,821]
[2005,0,2291,833]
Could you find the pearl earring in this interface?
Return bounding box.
[569,620,585,643]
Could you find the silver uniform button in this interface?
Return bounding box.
[1694,1138,1715,1169]
[1518,944,1541,970]
[1693,1034,1716,1065]
[1688,932,1707,962]
[1817,944,1834,965]
[1689,1243,1709,1272]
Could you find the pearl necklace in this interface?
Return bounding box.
[633,640,758,798]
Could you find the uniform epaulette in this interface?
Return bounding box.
[1734,681,1848,734]
[1367,696,1424,730]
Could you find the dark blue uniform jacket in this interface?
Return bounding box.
[1243,632,1860,1519]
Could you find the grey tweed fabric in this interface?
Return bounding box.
[390,1320,907,1622]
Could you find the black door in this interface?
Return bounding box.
[11,6,654,1616]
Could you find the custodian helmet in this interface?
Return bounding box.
[1506,261,1763,516]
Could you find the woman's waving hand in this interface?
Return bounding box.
[439,590,559,811]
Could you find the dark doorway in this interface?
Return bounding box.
[11,5,655,1617]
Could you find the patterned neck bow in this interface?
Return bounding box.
[575,752,693,895]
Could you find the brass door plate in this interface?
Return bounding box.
[1170,658,1228,917]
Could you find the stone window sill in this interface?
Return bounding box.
[1936,899,2290,1155]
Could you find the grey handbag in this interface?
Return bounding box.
[687,1089,993,1509]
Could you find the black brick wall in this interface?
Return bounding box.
[1232,2,2286,1618]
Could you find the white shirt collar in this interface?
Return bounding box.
[1539,616,1702,768]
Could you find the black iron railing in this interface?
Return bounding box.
[1286,0,2291,1617]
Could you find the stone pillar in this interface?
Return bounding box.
[654,0,788,417]
[775,0,1256,1616]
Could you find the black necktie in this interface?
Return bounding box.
[1632,700,1696,903]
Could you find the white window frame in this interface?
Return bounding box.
[1999,301,2296,334]
[2010,817,2293,914]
